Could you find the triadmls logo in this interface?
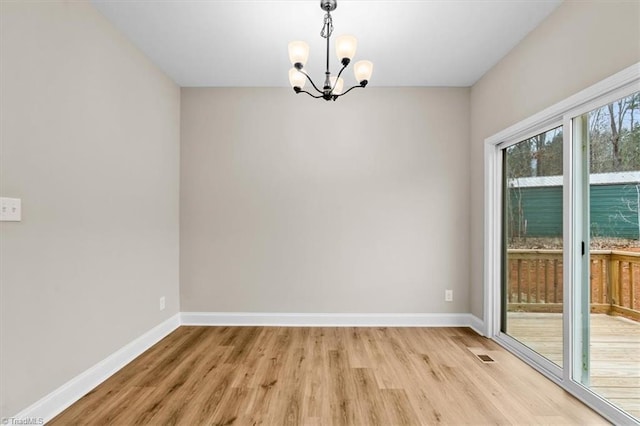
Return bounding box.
[1,418,44,425]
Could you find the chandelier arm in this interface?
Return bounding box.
[331,62,349,90]
[297,69,325,95]
[332,83,364,98]
[298,89,325,99]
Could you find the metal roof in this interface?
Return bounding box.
[509,171,640,188]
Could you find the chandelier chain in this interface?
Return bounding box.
[320,12,333,39]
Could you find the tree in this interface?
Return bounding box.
[589,92,640,173]
[505,127,563,242]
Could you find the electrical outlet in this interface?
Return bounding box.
[159,296,166,311]
[445,289,453,302]
[0,197,21,221]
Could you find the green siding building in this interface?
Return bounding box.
[507,172,640,239]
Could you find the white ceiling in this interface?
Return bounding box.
[90,0,562,88]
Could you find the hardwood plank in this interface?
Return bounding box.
[379,389,421,426]
[301,327,328,420]
[51,326,609,425]
[326,348,357,426]
[351,368,390,425]
[145,343,233,425]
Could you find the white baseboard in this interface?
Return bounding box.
[181,311,482,328]
[468,314,485,336]
[12,314,180,423]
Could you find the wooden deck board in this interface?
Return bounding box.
[507,312,640,419]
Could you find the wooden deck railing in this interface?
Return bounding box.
[507,249,640,321]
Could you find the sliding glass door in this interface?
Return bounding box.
[573,92,640,420]
[493,85,640,423]
[502,126,564,367]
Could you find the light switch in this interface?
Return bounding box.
[0,197,22,221]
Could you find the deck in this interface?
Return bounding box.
[507,312,640,419]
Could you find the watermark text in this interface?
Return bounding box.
[1,418,44,425]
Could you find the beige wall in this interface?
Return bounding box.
[181,87,470,314]
[0,1,180,417]
[469,1,640,317]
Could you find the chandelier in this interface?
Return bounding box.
[287,0,373,101]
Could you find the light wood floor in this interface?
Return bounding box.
[508,312,640,419]
[50,326,607,425]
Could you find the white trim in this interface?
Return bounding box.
[12,314,181,423]
[563,112,575,380]
[484,62,639,147]
[181,312,481,329]
[483,140,501,337]
[468,314,485,336]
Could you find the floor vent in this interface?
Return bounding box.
[476,354,495,363]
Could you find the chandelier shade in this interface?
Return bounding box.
[335,35,357,62]
[354,60,373,85]
[288,41,310,67]
[287,0,372,101]
[288,68,306,89]
[330,76,344,95]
